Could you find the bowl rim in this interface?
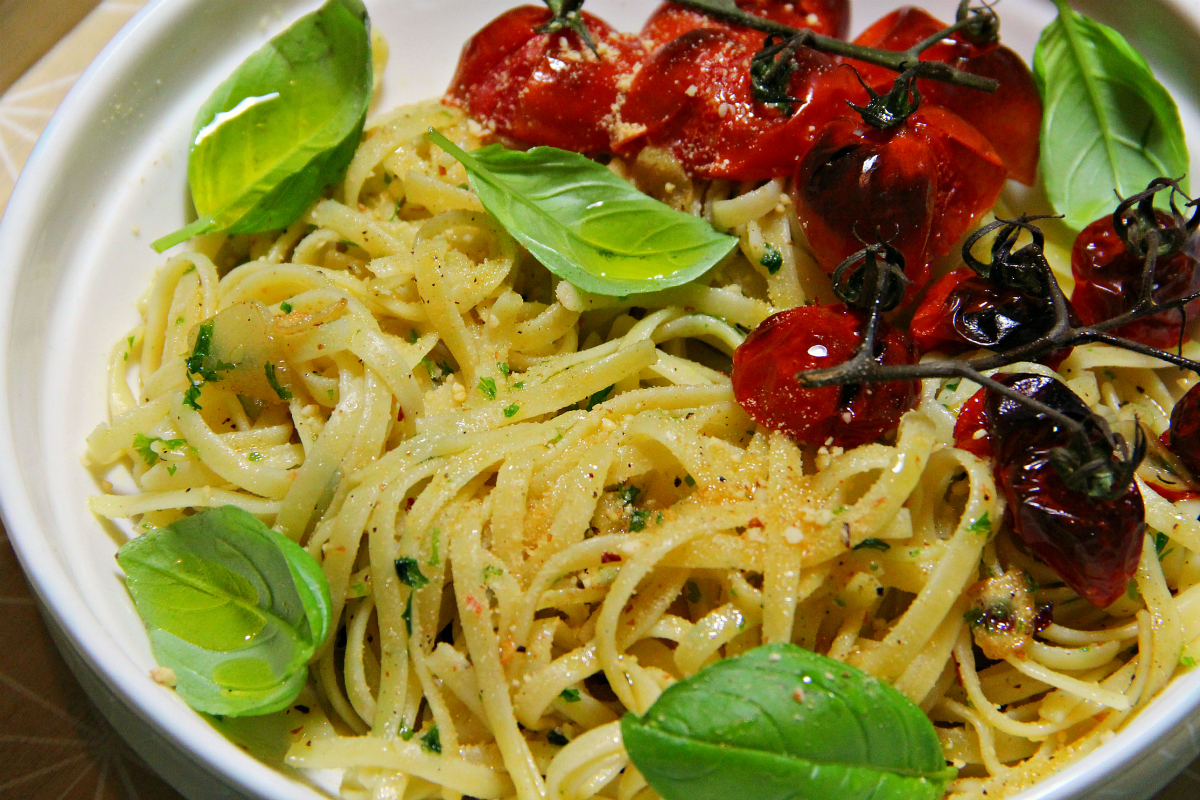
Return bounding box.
[1,1,1199,799]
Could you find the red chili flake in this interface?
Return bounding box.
[601,552,621,563]
[465,595,484,614]
[398,407,406,422]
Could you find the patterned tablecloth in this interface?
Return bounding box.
[2,2,1200,799]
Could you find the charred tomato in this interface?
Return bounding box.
[986,373,1144,608]
[1166,382,1200,477]
[1071,209,1200,350]
[792,104,1006,292]
[640,0,850,50]
[911,267,1074,367]
[615,29,857,180]
[732,304,918,448]
[445,6,645,154]
[849,6,1042,184]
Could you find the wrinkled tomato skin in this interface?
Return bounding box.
[732,304,918,448]
[1167,382,1200,477]
[987,374,1145,608]
[792,117,937,288]
[616,30,857,180]
[911,267,1073,368]
[1071,213,1200,350]
[445,7,645,154]
[851,7,1042,185]
[953,388,991,458]
[641,0,850,50]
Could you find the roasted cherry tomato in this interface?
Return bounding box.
[849,6,1042,185]
[1070,210,1200,350]
[792,105,1006,291]
[987,373,1144,608]
[445,6,645,154]
[616,29,858,180]
[732,304,917,448]
[953,387,991,458]
[911,267,1074,367]
[1166,382,1200,477]
[641,0,850,50]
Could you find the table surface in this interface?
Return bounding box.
[2,2,1200,799]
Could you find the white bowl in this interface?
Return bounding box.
[1,0,1198,798]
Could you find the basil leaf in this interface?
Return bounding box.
[427,130,737,296]
[1033,0,1188,229]
[116,505,332,716]
[622,644,956,800]
[152,0,372,252]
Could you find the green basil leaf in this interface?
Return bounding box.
[116,505,332,716]
[622,644,956,800]
[427,130,737,296]
[1033,0,1188,229]
[152,0,372,252]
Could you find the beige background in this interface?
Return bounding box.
[1,1,1199,798]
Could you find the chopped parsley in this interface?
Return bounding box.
[280,301,293,313]
[503,403,520,418]
[429,528,441,567]
[760,243,783,274]
[183,321,235,410]
[586,384,614,411]
[559,688,581,703]
[395,557,430,588]
[132,433,189,467]
[420,725,442,754]
[629,509,651,532]
[264,363,293,401]
[547,730,569,746]
[966,513,992,535]
[1183,655,1197,668]
[478,377,497,399]
[686,580,702,603]
[852,538,891,552]
[248,452,264,462]
[498,362,511,378]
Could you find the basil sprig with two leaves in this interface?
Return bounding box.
[428,130,738,296]
[152,0,372,253]
[1034,0,1188,230]
[622,644,956,800]
[116,505,332,716]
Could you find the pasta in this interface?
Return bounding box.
[86,98,1200,800]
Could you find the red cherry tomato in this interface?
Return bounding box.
[445,6,645,154]
[616,31,857,180]
[1070,212,1200,350]
[910,267,1074,367]
[793,105,1006,292]
[953,387,991,458]
[1167,382,1200,477]
[641,0,850,50]
[850,6,1042,185]
[732,304,918,448]
[987,374,1144,608]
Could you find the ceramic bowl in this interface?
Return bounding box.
[1,1,1198,798]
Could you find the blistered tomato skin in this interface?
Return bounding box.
[616,32,856,180]
[986,374,1145,609]
[850,6,1042,185]
[732,305,918,448]
[1070,213,1200,350]
[1168,383,1200,477]
[911,267,1074,367]
[445,7,645,154]
[640,0,850,50]
[952,388,991,458]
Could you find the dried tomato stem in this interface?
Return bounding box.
[668,0,1000,92]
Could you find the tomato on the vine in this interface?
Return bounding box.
[731,304,917,448]
[445,6,645,154]
[615,31,857,180]
[792,104,1006,291]
[849,7,1042,185]
[640,0,850,50]
[953,387,991,458]
[1166,382,1200,478]
[986,374,1144,608]
[1070,211,1200,350]
[911,267,1074,367]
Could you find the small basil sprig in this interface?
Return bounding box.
[622,644,956,800]
[152,0,372,252]
[427,130,737,296]
[116,505,332,716]
[1033,0,1188,229]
